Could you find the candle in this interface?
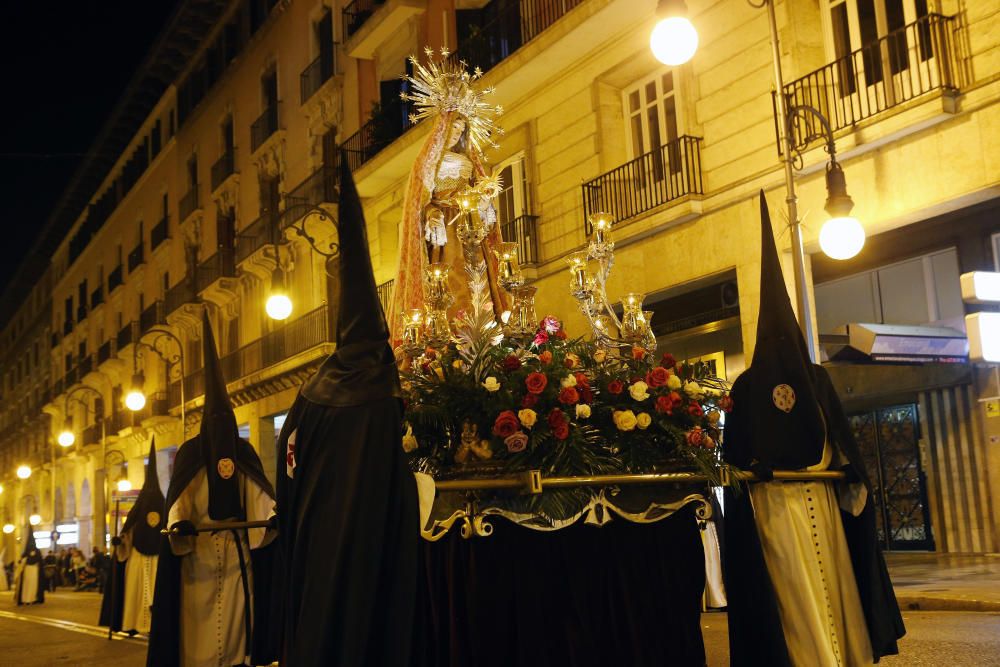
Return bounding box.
[591,213,613,246]
[566,251,590,294]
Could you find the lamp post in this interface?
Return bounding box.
[650,0,864,362]
[132,328,186,441]
[60,383,108,551]
[265,205,340,320]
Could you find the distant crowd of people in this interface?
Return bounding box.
[39,547,111,592]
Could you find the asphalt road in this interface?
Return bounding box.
[1,592,999,665]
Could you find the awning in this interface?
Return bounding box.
[823,322,968,364]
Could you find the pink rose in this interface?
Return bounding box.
[504,431,528,453]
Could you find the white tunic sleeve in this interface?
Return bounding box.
[244,477,276,550]
[167,476,199,557]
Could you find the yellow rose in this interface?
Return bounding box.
[518,409,538,428]
[629,381,649,401]
[636,412,651,429]
[575,404,591,419]
[453,359,464,370]
[560,374,578,388]
[613,410,637,432]
[707,410,721,425]
[482,376,501,392]
[666,374,682,390]
[593,348,607,363]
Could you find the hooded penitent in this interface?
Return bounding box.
[122,439,166,555]
[722,191,904,666]
[14,522,44,605]
[275,154,418,666]
[21,523,40,564]
[147,313,277,667]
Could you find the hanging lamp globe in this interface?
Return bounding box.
[650,0,698,66]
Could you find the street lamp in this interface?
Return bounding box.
[649,0,698,66]
[125,373,147,412]
[57,423,75,448]
[267,205,340,320]
[116,479,132,493]
[2,523,13,534]
[133,328,186,441]
[266,267,293,321]
[29,513,41,526]
[16,465,31,480]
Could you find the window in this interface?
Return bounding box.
[187,155,199,187]
[493,155,530,226]
[624,71,679,161]
[262,67,278,110]
[222,115,235,155]
[815,248,964,333]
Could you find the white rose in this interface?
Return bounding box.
[666,374,682,390]
[629,380,650,401]
[561,374,578,388]
[482,376,501,392]
[401,425,418,452]
[683,380,704,399]
[575,404,591,419]
[593,348,607,363]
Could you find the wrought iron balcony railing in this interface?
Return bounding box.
[140,300,164,333]
[116,322,133,351]
[128,242,144,272]
[151,216,169,250]
[211,150,237,191]
[195,251,237,293]
[581,135,703,233]
[780,13,958,153]
[341,104,414,172]
[251,106,279,153]
[282,165,339,230]
[90,286,104,310]
[63,319,73,336]
[343,0,385,40]
[301,50,337,103]
[500,214,540,265]
[76,305,87,324]
[236,211,280,264]
[97,341,112,364]
[448,0,584,74]
[108,264,124,292]
[78,355,93,376]
[376,279,394,317]
[165,279,197,315]
[180,187,200,221]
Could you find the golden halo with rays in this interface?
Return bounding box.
[400,47,505,153]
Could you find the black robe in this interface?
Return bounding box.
[275,393,419,666]
[14,548,44,605]
[723,364,905,665]
[98,558,127,630]
[146,435,278,667]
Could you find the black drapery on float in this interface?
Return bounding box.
[274,154,419,666]
[722,192,904,666]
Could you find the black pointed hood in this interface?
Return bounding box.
[724,192,825,471]
[22,522,40,562]
[200,310,243,519]
[301,154,402,407]
[122,439,166,556]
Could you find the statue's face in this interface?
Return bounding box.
[446,118,467,149]
[461,419,478,444]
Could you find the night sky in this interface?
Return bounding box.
[0,1,180,294]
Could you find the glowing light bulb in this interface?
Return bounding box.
[2,523,14,534]
[266,293,293,321]
[117,479,132,493]
[650,16,698,66]
[58,430,75,447]
[125,390,147,412]
[29,514,41,526]
[819,216,865,260]
[16,465,31,480]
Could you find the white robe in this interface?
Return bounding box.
[116,531,158,634]
[13,559,40,604]
[0,549,9,592]
[750,441,873,666]
[167,469,275,667]
[701,520,727,608]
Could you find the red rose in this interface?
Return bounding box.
[558,387,580,405]
[631,347,646,360]
[525,372,548,394]
[533,331,549,347]
[492,410,520,438]
[547,408,567,428]
[655,395,673,414]
[660,353,676,369]
[578,386,594,404]
[538,350,553,365]
[502,355,521,372]
[574,372,589,388]
[686,427,704,447]
[687,402,703,418]
[719,395,734,413]
[521,393,539,408]
[607,380,624,395]
[646,366,670,388]
[552,422,570,440]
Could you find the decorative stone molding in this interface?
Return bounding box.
[252,133,287,180]
[211,175,241,219]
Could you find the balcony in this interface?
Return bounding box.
[170,304,332,407]
[151,216,169,250]
[51,332,60,349]
[140,300,164,333]
[301,51,336,104]
[82,422,103,447]
[781,14,958,153]
[448,0,584,75]
[97,341,112,364]
[236,211,280,264]
[116,322,133,351]
[342,103,414,172]
[179,187,200,222]
[343,0,424,59]
[500,214,540,265]
[343,0,383,39]
[90,286,104,310]
[165,279,198,315]
[128,242,144,272]
[78,355,93,376]
[376,279,394,316]
[211,150,237,191]
[195,252,237,293]
[281,165,338,230]
[108,264,124,292]
[76,305,87,324]
[581,135,703,232]
[251,106,279,153]
[63,320,73,335]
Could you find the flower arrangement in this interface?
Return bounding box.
[401,315,733,489]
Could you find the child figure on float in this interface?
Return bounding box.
[389,49,507,346]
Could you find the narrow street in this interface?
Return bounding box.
[2,591,999,666]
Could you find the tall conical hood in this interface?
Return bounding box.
[300,154,402,407]
[21,522,39,561]
[200,310,243,519]
[724,192,825,471]
[122,439,165,556]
